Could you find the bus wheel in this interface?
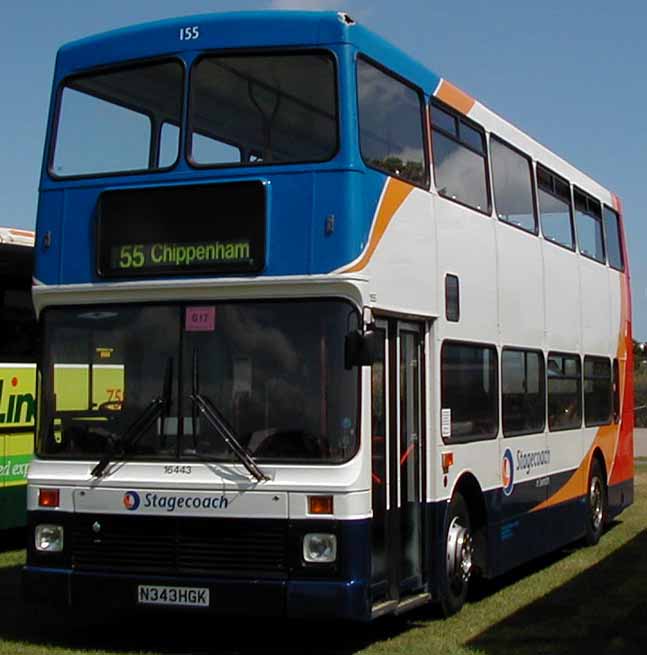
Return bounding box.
[584,458,607,546]
[440,492,473,616]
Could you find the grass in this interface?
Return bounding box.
[2,466,647,655]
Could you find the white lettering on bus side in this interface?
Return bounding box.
[516,449,551,473]
[141,492,229,513]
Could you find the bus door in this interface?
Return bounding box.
[370,319,426,609]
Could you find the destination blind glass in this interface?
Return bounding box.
[97,182,265,277]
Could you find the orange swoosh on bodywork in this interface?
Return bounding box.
[343,177,414,273]
[532,269,633,512]
[435,80,476,115]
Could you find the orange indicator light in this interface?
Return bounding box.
[441,452,454,474]
[38,488,60,508]
[308,495,334,515]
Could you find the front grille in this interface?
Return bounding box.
[71,515,288,578]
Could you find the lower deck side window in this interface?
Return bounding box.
[441,341,498,441]
[547,353,581,431]
[502,348,545,436]
[584,356,612,426]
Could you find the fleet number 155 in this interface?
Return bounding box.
[179,26,200,41]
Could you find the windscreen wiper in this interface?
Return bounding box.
[91,357,173,478]
[189,349,268,482]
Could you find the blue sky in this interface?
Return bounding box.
[2,0,646,339]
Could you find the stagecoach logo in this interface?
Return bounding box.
[123,490,141,511]
[502,448,514,496]
[120,490,230,513]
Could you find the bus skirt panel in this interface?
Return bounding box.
[23,514,372,621]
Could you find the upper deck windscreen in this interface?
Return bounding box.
[188,53,337,166]
[50,51,338,178]
[52,60,184,178]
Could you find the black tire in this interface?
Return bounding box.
[584,458,607,546]
[438,492,472,616]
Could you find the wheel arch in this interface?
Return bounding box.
[590,447,608,484]
[450,471,489,575]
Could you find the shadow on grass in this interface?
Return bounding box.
[0,562,418,655]
[466,519,622,604]
[468,527,647,655]
[0,528,26,553]
[0,521,636,655]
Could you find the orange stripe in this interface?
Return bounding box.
[611,193,623,214]
[343,177,414,273]
[533,272,633,513]
[8,228,35,238]
[435,80,475,115]
[532,422,619,514]
[610,269,634,485]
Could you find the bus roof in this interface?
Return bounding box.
[51,11,617,204]
[54,11,440,92]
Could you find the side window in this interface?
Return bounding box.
[584,356,612,426]
[603,206,625,271]
[574,188,605,263]
[491,137,537,233]
[430,103,489,213]
[502,349,545,436]
[357,58,427,186]
[537,165,574,249]
[547,353,581,431]
[445,274,460,322]
[441,341,498,441]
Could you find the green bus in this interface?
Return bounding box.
[0,227,36,530]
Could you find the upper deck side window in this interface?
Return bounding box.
[573,187,605,263]
[603,206,625,271]
[536,165,575,250]
[429,102,490,214]
[51,60,184,179]
[491,136,537,234]
[189,52,338,167]
[356,58,427,187]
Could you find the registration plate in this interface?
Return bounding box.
[137,585,210,607]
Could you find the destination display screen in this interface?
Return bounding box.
[97,182,265,278]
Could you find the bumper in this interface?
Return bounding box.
[22,567,370,621]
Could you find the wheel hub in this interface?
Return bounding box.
[590,476,603,531]
[447,516,473,584]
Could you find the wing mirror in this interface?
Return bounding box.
[345,325,380,369]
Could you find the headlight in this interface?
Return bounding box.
[303,533,337,564]
[35,524,64,552]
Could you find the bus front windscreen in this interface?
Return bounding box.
[37,300,359,464]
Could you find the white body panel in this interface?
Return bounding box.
[30,77,629,527]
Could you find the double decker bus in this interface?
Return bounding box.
[24,12,633,619]
[0,227,36,531]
